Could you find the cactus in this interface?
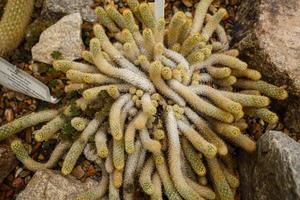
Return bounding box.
[0,0,34,57]
[0,1,289,199]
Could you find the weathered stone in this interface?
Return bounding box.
[16,169,97,200]
[32,13,84,64]
[0,142,18,182]
[238,131,300,200]
[42,0,97,23]
[233,0,300,133]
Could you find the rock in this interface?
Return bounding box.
[16,169,97,200]
[238,131,300,200]
[42,0,97,23]
[31,13,84,64]
[233,0,300,133]
[71,165,85,180]
[0,142,18,182]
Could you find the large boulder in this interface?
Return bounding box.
[31,13,84,64]
[233,0,300,133]
[41,0,97,23]
[16,169,97,200]
[238,131,300,200]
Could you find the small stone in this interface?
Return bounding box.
[37,154,45,161]
[16,169,97,200]
[42,0,97,22]
[12,177,25,189]
[32,13,84,64]
[181,0,193,7]
[71,165,85,179]
[86,165,96,177]
[4,109,14,122]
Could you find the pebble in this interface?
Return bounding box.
[12,177,25,189]
[38,154,45,161]
[181,0,193,7]
[86,165,96,177]
[71,165,85,179]
[229,0,239,6]
[4,109,14,122]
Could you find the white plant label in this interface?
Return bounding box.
[155,0,165,20]
[0,58,59,104]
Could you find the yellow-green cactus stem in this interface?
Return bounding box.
[113,138,125,170]
[95,7,119,33]
[181,137,207,176]
[109,173,120,200]
[244,107,279,124]
[34,115,66,142]
[139,158,155,195]
[184,107,228,156]
[191,0,214,33]
[220,163,240,189]
[180,33,205,56]
[187,50,205,65]
[0,110,59,141]
[202,8,227,41]
[185,177,216,200]
[154,155,182,200]
[206,66,231,79]
[234,80,288,100]
[207,157,234,200]
[167,11,187,47]
[113,169,123,189]
[177,120,217,159]
[214,76,237,87]
[208,119,241,139]
[105,4,127,29]
[189,85,243,117]
[170,80,234,123]
[227,134,256,153]
[192,53,248,71]
[220,91,270,108]
[61,119,100,175]
[11,139,71,171]
[178,18,192,44]
[71,117,90,131]
[53,60,98,73]
[95,129,108,158]
[123,140,141,194]
[151,172,163,200]
[138,3,156,31]
[231,68,261,81]
[165,110,202,200]
[0,0,34,56]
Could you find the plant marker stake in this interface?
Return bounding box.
[0,57,59,104]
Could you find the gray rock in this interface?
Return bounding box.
[233,0,300,133]
[32,13,84,64]
[0,142,18,182]
[42,0,97,23]
[238,131,300,200]
[16,169,97,200]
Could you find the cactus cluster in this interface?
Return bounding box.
[0,0,34,57]
[0,0,288,200]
